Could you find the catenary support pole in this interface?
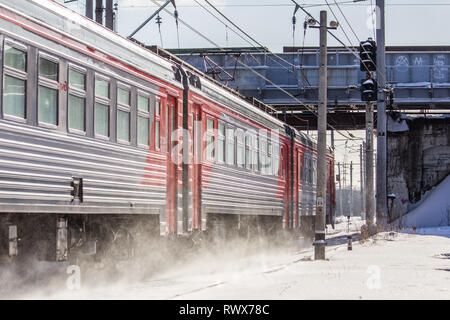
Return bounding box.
[338,162,343,216]
[360,144,364,215]
[376,0,387,228]
[364,101,375,235]
[350,161,353,217]
[314,10,328,260]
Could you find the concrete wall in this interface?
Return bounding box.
[387,115,450,221]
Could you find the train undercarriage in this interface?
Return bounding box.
[0,212,290,266]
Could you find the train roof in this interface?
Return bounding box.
[1,0,325,152]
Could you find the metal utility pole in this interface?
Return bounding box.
[331,129,335,152]
[95,0,103,25]
[360,144,364,215]
[338,162,343,216]
[343,162,347,188]
[105,0,113,30]
[362,141,366,216]
[86,0,93,19]
[376,0,388,227]
[365,102,375,234]
[350,161,353,217]
[313,10,328,260]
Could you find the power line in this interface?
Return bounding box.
[325,0,355,47]
[149,0,362,142]
[202,0,313,86]
[120,2,450,8]
[292,0,378,77]
[333,0,361,43]
[191,0,308,85]
[202,0,360,140]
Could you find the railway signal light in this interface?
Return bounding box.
[361,77,377,101]
[359,38,377,72]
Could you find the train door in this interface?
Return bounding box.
[193,104,202,230]
[280,143,288,228]
[166,96,178,234]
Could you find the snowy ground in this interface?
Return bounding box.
[2,217,448,300]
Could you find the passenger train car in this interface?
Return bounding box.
[0,0,335,262]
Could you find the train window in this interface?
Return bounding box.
[69,68,85,90]
[117,86,130,142]
[39,58,58,81]
[260,139,267,174]
[4,44,26,71]
[38,56,59,125]
[137,94,150,146]
[118,87,130,106]
[94,77,110,138]
[273,144,280,176]
[217,122,225,163]
[307,158,312,183]
[165,104,169,152]
[236,129,244,167]
[300,154,305,182]
[95,102,109,137]
[3,75,26,119]
[68,68,86,132]
[226,127,235,165]
[312,159,317,184]
[253,136,259,172]
[206,118,214,160]
[138,95,149,112]
[3,42,27,119]
[138,115,149,146]
[154,100,161,149]
[117,109,130,142]
[68,95,85,131]
[245,134,251,170]
[267,143,272,175]
[155,100,160,116]
[95,79,109,99]
[207,118,214,131]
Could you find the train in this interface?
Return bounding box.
[0,0,335,263]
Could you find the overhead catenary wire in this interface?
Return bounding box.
[292,0,386,88]
[120,2,450,9]
[325,0,356,48]
[204,0,313,87]
[194,0,313,87]
[333,0,361,43]
[192,0,295,75]
[149,0,362,142]
[205,3,362,140]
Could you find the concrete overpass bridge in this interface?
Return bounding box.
[171,46,450,130]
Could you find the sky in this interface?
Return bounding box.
[60,0,450,52]
[57,0,448,193]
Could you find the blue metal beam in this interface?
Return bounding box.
[174,48,450,110]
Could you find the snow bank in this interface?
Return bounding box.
[400,175,450,228]
[400,226,450,238]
